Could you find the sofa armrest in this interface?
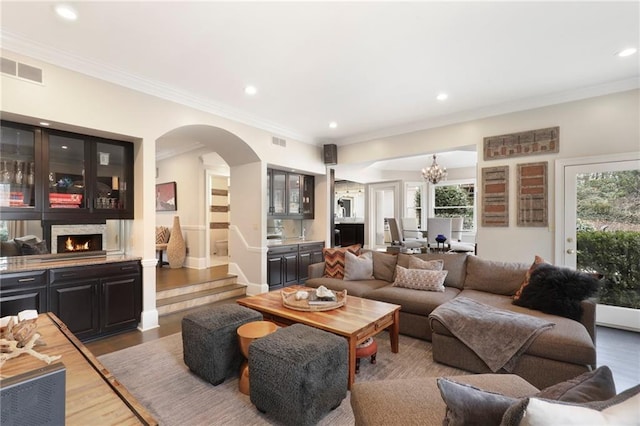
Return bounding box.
[580,298,597,345]
[308,262,325,279]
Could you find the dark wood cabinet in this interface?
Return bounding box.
[48,261,141,341]
[0,270,47,315]
[268,241,324,287]
[335,223,365,247]
[0,120,134,221]
[267,168,314,219]
[298,242,324,283]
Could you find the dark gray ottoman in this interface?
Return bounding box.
[182,304,262,385]
[249,323,348,426]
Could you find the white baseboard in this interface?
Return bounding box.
[596,304,640,332]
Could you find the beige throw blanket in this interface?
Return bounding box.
[429,297,555,372]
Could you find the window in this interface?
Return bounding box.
[404,182,424,229]
[432,180,476,230]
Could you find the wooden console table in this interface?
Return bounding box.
[0,313,157,425]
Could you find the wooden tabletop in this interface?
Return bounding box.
[0,313,156,426]
[237,285,400,341]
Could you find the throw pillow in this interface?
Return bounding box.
[372,251,398,282]
[536,366,616,403]
[392,265,447,292]
[437,378,518,426]
[408,256,444,271]
[513,255,548,301]
[512,263,600,321]
[17,239,49,255]
[323,244,361,279]
[344,251,374,281]
[501,389,640,426]
[155,226,170,244]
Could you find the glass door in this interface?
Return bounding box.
[94,142,127,211]
[0,123,38,212]
[560,154,640,330]
[46,133,87,210]
[287,173,301,215]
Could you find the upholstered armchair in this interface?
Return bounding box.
[386,218,427,249]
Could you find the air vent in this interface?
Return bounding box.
[271,136,287,147]
[1,57,43,84]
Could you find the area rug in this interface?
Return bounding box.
[98,332,467,425]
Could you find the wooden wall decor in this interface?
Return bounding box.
[481,166,509,227]
[484,127,559,160]
[517,162,548,227]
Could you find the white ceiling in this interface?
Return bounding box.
[1,1,638,170]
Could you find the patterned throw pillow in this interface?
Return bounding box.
[323,244,361,279]
[408,256,444,271]
[392,265,447,292]
[155,226,170,244]
[513,255,548,301]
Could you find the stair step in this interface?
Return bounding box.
[157,284,246,316]
[156,275,238,299]
[210,222,230,229]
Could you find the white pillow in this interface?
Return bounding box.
[408,256,444,271]
[520,395,640,426]
[392,265,447,292]
[344,251,374,281]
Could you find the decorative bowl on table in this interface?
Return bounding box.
[281,288,347,312]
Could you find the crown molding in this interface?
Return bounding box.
[0,31,312,144]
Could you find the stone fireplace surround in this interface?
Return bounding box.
[50,224,107,254]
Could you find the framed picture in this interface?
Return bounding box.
[156,182,177,211]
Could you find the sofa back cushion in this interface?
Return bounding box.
[464,256,529,295]
[372,251,398,282]
[398,253,468,289]
[0,240,21,257]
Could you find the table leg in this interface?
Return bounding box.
[347,337,356,389]
[390,309,400,353]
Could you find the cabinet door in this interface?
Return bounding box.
[50,279,100,340]
[283,252,299,286]
[302,175,314,218]
[271,170,286,215]
[287,174,301,215]
[298,251,311,283]
[0,122,41,218]
[45,131,88,212]
[267,255,284,289]
[93,141,133,217]
[101,274,141,333]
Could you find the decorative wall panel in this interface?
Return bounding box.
[517,162,548,227]
[481,166,509,227]
[484,127,559,160]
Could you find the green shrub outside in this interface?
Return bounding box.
[577,230,640,309]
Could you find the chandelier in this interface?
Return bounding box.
[421,154,448,184]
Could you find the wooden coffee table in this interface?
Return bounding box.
[236,285,400,389]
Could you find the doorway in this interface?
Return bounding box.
[367,181,400,249]
[557,153,640,331]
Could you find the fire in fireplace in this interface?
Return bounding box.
[57,234,103,253]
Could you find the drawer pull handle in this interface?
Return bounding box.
[121,266,135,271]
[61,273,77,278]
[18,277,35,283]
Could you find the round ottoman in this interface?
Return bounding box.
[355,338,378,374]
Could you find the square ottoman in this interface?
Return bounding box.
[182,304,262,385]
[249,323,348,426]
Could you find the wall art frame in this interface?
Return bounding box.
[156,181,177,211]
[484,126,559,161]
[481,165,509,227]
[517,162,548,227]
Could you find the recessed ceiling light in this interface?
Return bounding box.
[244,85,257,95]
[54,4,78,21]
[617,47,637,57]
[61,145,68,150]
[39,121,50,126]
[436,93,448,101]
[329,121,338,129]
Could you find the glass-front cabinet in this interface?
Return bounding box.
[267,168,314,219]
[0,120,134,220]
[287,173,301,215]
[0,122,40,218]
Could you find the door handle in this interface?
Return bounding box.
[566,249,576,254]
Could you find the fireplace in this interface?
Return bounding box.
[57,234,103,253]
[50,224,107,254]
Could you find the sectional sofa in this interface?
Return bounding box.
[306,250,597,389]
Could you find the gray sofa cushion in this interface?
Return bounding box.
[398,252,469,289]
[305,277,389,298]
[434,289,596,366]
[366,285,460,316]
[372,251,398,282]
[464,256,529,296]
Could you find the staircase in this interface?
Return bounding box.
[156,266,246,316]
